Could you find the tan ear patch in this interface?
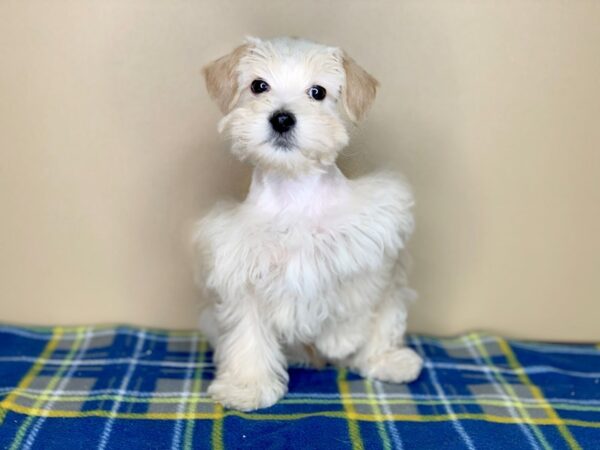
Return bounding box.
[202,44,249,113]
[342,54,379,122]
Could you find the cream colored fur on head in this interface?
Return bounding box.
[194,36,422,411]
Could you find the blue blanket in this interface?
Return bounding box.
[0,325,598,449]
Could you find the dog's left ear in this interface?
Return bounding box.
[203,44,250,113]
[341,53,379,123]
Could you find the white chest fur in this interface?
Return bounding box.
[197,165,415,343]
[246,165,351,221]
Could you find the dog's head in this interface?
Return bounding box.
[203,37,378,174]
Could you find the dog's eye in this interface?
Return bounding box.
[308,85,327,101]
[250,79,270,94]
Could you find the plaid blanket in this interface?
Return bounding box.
[0,326,598,449]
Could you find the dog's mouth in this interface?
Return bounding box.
[270,133,296,151]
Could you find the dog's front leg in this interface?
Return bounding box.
[350,289,422,383]
[208,297,288,411]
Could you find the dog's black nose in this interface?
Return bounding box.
[270,111,296,134]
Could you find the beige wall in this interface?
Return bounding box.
[1,1,599,341]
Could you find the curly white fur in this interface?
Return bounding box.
[193,37,422,411]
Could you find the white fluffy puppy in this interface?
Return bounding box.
[194,37,422,411]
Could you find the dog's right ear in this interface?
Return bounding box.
[203,44,250,113]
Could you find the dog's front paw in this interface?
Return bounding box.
[359,347,423,383]
[208,375,287,411]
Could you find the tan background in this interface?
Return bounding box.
[1,1,599,341]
